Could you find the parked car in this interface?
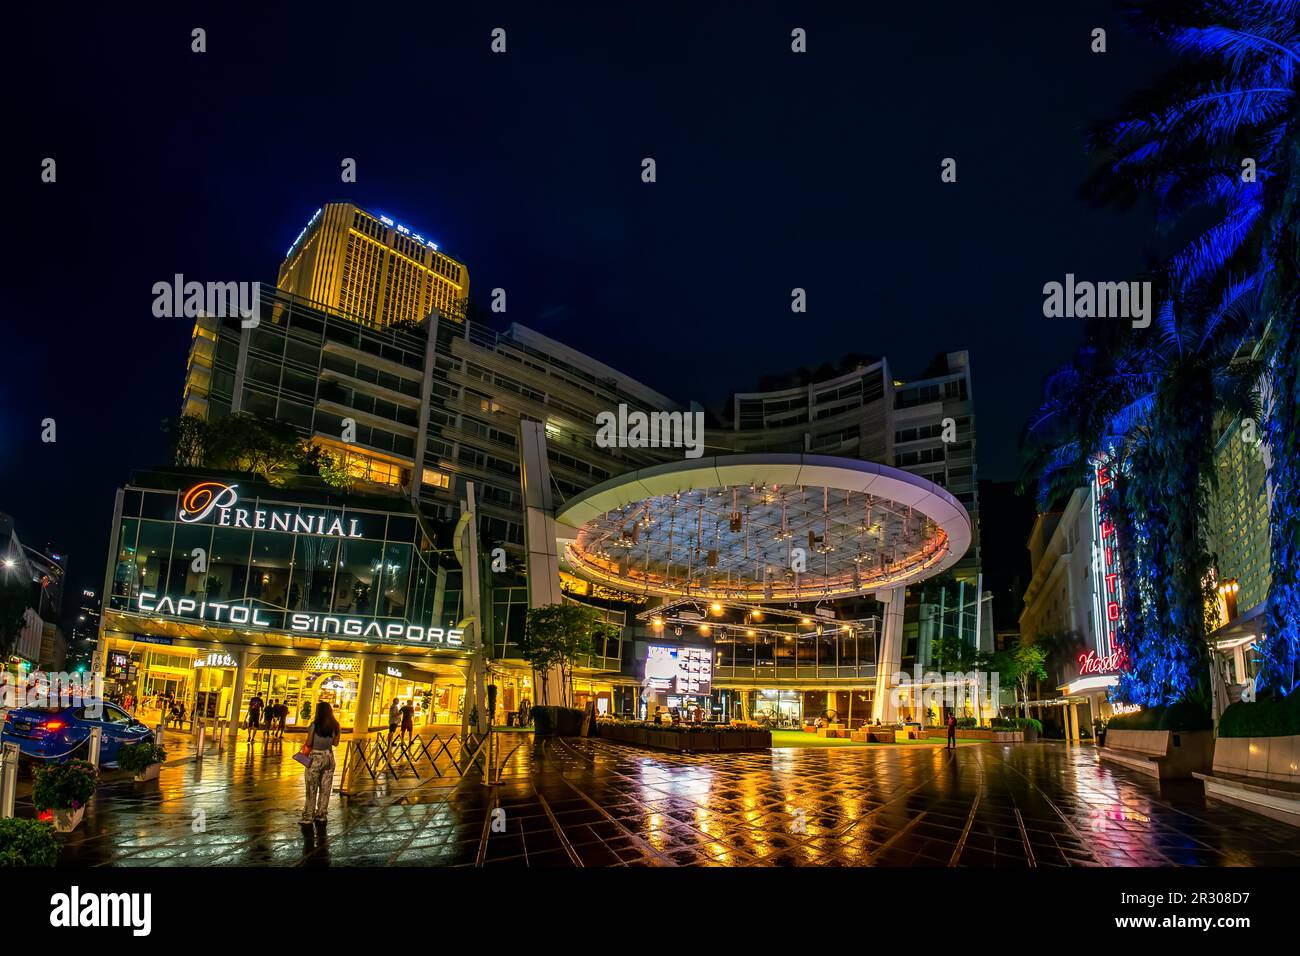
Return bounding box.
[1,702,154,768]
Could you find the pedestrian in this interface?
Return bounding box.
[947,713,958,750]
[387,698,400,747]
[268,699,281,740]
[399,699,415,746]
[178,700,187,729]
[247,693,264,744]
[299,701,341,825]
[277,700,288,738]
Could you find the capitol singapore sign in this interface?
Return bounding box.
[135,591,465,647]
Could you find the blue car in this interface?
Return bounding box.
[1,701,155,768]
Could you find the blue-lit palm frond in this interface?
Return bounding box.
[1169,198,1264,289]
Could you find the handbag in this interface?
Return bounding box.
[293,744,313,768]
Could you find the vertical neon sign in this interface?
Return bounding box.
[1091,458,1123,659]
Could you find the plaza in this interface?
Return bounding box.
[37,734,1300,868]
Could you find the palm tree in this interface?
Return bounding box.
[1086,0,1300,695]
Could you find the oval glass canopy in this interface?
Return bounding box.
[554,454,971,603]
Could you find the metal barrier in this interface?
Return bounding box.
[337,729,518,794]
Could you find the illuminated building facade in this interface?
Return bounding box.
[168,204,987,727]
[1205,415,1272,694]
[97,472,473,732]
[277,203,470,328]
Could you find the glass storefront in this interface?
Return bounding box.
[108,482,466,649]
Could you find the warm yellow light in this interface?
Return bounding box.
[746,629,756,637]
[800,616,812,625]
[710,602,723,615]
[699,624,711,636]
[751,610,763,622]
[651,616,664,630]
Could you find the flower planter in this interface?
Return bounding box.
[134,763,161,783]
[52,806,84,833]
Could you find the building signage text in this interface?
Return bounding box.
[135,592,464,648]
[177,482,362,538]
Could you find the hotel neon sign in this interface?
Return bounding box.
[178,482,363,538]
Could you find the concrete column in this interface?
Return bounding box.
[228,650,250,742]
[518,420,570,706]
[871,586,906,723]
[353,656,376,738]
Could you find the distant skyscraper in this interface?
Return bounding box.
[277,203,470,327]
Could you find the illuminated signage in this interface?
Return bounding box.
[134,592,463,647]
[375,214,438,251]
[386,666,403,678]
[178,482,362,538]
[1078,649,1126,676]
[194,652,236,668]
[285,207,322,258]
[1090,458,1125,659]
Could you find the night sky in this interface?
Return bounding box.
[5,2,1171,609]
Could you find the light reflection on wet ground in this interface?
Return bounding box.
[50,735,1300,867]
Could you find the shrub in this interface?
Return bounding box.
[1106,701,1212,733]
[0,819,60,867]
[532,706,585,737]
[117,742,167,774]
[956,717,977,729]
[33,759,98,812]
[1218,694,1300,738]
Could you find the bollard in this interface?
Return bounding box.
[88,727,102,768]
[216,720,226,753]
[155,720,165,742]
[0,742,19,818]
[195,720,206,761]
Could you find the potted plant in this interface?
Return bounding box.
[118,741,167,782]
[33,759,98,832]
[0,819,60,867]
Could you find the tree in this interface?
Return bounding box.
[519,603,610,707]
[161,415,207,467]
[0,580,32,664]
[1084,1,1300,696]
[992,642,1049,720]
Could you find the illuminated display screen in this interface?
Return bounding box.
[645,645,712,696]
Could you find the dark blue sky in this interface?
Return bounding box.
[4,1,1170,603]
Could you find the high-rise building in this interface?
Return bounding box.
[277,203,470,328]
[140,205,985,733]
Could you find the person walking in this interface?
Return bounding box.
[399,699,415,746]
[247,693,264,744]
[300,701,341,825]
[277,700,288,738]
[947,713,958,750]
[386,698,400,747]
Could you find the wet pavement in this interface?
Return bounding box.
[45,733,1300,867]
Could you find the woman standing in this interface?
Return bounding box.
[301,701,341,825]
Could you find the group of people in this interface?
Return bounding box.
[386,698,416,746]
[246,695,289,741]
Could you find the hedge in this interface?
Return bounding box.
[1218,694,1300,739]
[0,819,60,867]
[991,717,1042,733]
[1106,701,1211,733]
[532,706,585,737]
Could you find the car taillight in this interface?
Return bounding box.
[39,720,65,732]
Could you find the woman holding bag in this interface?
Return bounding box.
[298,701,341,825]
